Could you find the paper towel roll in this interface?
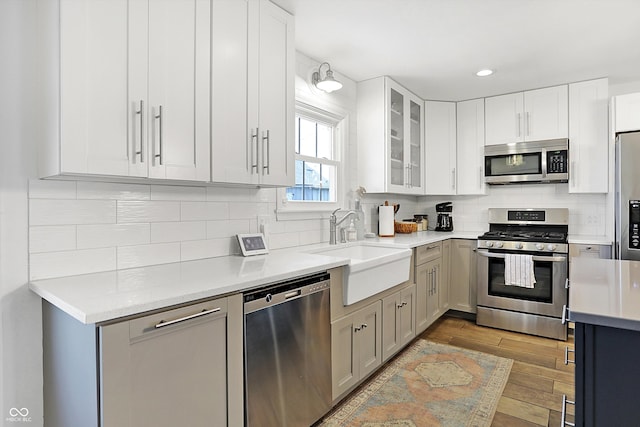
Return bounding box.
[378,205,395,237]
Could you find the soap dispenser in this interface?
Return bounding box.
[346,219,357,242]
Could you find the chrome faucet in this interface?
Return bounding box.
[330,208,357,244]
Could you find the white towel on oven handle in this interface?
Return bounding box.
[504,254,536,288]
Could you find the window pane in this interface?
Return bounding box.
[316,123,333,160]
[298,117,317,157]
[286,160,334,202]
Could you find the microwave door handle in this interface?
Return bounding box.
[476,250,566,263]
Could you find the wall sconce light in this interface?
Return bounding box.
[312,62,343,93]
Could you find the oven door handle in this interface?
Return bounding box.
[476,249,567,263]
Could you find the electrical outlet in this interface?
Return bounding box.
[257,215,270,237]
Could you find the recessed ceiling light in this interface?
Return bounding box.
[476,69,494,77]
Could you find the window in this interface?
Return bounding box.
[285,110,340,204]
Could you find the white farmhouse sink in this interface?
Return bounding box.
[312,244,412,306]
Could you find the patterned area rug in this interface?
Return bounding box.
[321,339,513,427]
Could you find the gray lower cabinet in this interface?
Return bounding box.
[331,300,382,400]
[449,239,477,313]
[381,282,416,361]
[415,242,445,334]
[569,243,612,260]
[43,294,244,427]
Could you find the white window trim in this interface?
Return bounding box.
[276,101,349,220]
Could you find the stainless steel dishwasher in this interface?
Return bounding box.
[244,271,332,427]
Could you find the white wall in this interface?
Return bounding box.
[1,0,43,424]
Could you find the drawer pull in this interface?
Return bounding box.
[155,307,221,329]
[561,394,575,426]
[564,346,575,365]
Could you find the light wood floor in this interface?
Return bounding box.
[420,315,575,427]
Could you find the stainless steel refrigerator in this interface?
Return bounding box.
[615,131,640,260]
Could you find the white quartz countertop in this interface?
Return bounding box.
[567,235,612,245]
[569,257,640,331]
[360,230,483,248]
[30,252,349,324]
[28,231,481,325]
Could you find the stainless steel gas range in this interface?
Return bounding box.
[476,208,569,340]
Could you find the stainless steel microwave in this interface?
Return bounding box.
[484,139,569,184]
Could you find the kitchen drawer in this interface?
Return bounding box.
[415,242,442,265]
[129,297,229,340]
[569,243,611,261]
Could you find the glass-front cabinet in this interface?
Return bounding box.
[357,76,424,194]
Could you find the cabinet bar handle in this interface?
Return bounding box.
[154,105,163,166]
[361,323,367,329]
[570,161,576,187]
[354,326,361,332]
[135,100,144,163]
[564,346,575,365]
[155,307,221,329]
[565,278,570,289]
[251,128,259,173]
[561,394,575,427]
[262,130,270,175]
[516,113,521,137]
[451,168,456,190]
[526,112,531,136]
[561,304,568,325]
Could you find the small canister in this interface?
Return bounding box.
[415,214,428,231]
[414,216,423,231]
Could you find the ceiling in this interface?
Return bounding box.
[271,0,640,101]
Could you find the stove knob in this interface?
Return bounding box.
[536,243,545,250]
[495,241,504,248]
[547,244,557,251]
[515,242,523,249]
[486,241,494,247]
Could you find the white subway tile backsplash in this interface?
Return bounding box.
[29,225,77,253]
[206,219,253,239]
[268,232,300,250]
[77,223,150,249]
[299,229,326,246]
[228,202,269,220]
[181,238,233,261]
[29,179,76,199]
[117,242,181,269]
[151,221,207,243]
[180,201,229,221]
[151,185,206,201]
[117,200,180,223]
[30,248,117,280]
[30,199,116,226]
[77,181,150,200]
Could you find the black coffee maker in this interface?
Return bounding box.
[435,202,453,231]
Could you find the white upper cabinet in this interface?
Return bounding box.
[357,77,425,194]
[569,78,609,193]
[485,85,568,145]
[425,101,456,195]
[614,92,640,133]
[456,99,486,195]
[48,0,210,181]
[212,0,294,187]
[146,0,211,181]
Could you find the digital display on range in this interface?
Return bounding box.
[507,210,546,222]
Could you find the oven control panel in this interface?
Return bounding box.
[478,240,568,253]
[630,200,640,250]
